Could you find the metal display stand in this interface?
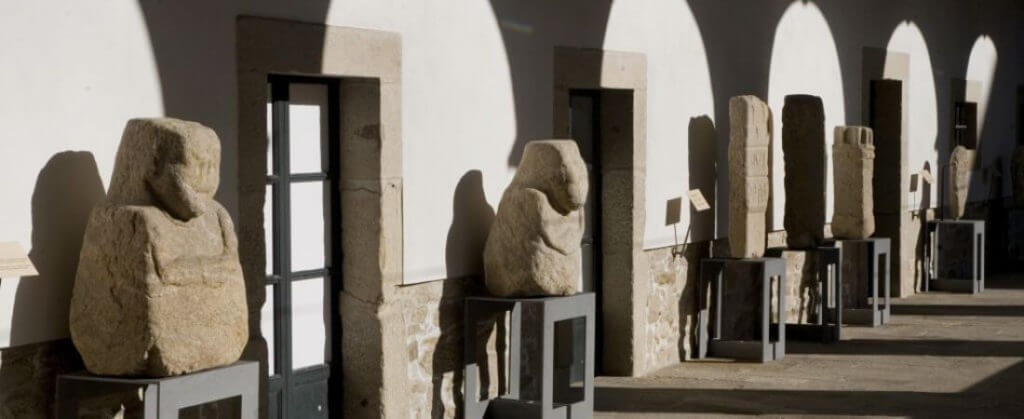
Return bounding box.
[698,258,786,362]
[924,219,985,294]
[765,247,843,342]
[834,237,891,326]
[464,293,595,419]
[56,361,259,419]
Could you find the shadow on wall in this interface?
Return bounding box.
[13,151,105,345]
[433,170,498,417]
[688,115,717,243]
[0,151,102,416]
[487,0,614,167]
[677,246,707,361]
[444,170,496,278]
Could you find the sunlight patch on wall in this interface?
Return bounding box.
[966,35,998,139]
[767,1,846,230]
[327,0,518,283]
[886,21,939,209]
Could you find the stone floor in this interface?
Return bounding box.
[595,274,1024,418]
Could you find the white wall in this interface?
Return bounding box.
[0,1,163,347]
[1,0,1023,345]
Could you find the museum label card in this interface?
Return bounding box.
[688,189,711,212]
[0,242,37,278]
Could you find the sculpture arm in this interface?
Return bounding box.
[521,188,584,255]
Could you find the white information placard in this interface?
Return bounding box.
[0,242,36,278]
[688,189,711,212]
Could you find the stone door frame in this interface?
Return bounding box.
[236,16,403,417]
[553,47,648,376]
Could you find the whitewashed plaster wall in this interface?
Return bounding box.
[0,1,163,347]
[1,0,1023,346]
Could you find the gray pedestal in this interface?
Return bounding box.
[56,361,258,419]
[834,237,891,326]
[698,258,786,362]
[765,247,843,342]
[464,293,595,419]
[925,219,985,294]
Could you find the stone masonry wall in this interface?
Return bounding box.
[641,243,707,371]
[0,341,81,419]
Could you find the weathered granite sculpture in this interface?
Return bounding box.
[782,95,827,248]
[832,126,876,239]
[1012,145,1024,208]
[728,95,771,258]
[949,145,975,220]
[70,118,248,376]
[484,140,588,297]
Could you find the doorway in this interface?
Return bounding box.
[565,88,634,378]
[264,75,342,418]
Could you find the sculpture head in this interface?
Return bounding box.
[107,118,220,220]
[512,140,588,214]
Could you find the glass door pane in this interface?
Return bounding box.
[290,181,326,272]
[288,84,327,174]
[291,277,328,369]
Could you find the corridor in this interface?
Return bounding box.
[596,274,1024,418]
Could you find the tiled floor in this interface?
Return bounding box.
[595,274,1024,418]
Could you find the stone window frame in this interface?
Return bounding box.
[553,47,648,376]
[236,16,403,417]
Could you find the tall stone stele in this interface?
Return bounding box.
[70,118,248,376]
[831,126,876,239]
[782,95,827,248]
[484,140,588,297]
[949,145,975,220]
[728,95,771,258]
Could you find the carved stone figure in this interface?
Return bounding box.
[70,118,248,376]
[484,140,588,297]
[949,146,975,220]
[782,95,827,248]
[1012,145,1024,208]
[728,95,771,258]
[831,126,876,239]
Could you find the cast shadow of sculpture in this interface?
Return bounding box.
[688,115,717,243]
[13,151,104,344]
[0,151,102,416]
[674,116,717,360]
[677,246,705,361]
[912,162,933,291]
[434,170,498,417]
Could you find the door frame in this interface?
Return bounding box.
[237,16,404,417]
[553,46,648,376]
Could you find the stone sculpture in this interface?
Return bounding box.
[484,140,588,297]
[782,95,827,248]
[728,95,771,258]
[1012,145,1024,208]
[70,118,248,376]
[949,145,975,220]
[831,126,875,239]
